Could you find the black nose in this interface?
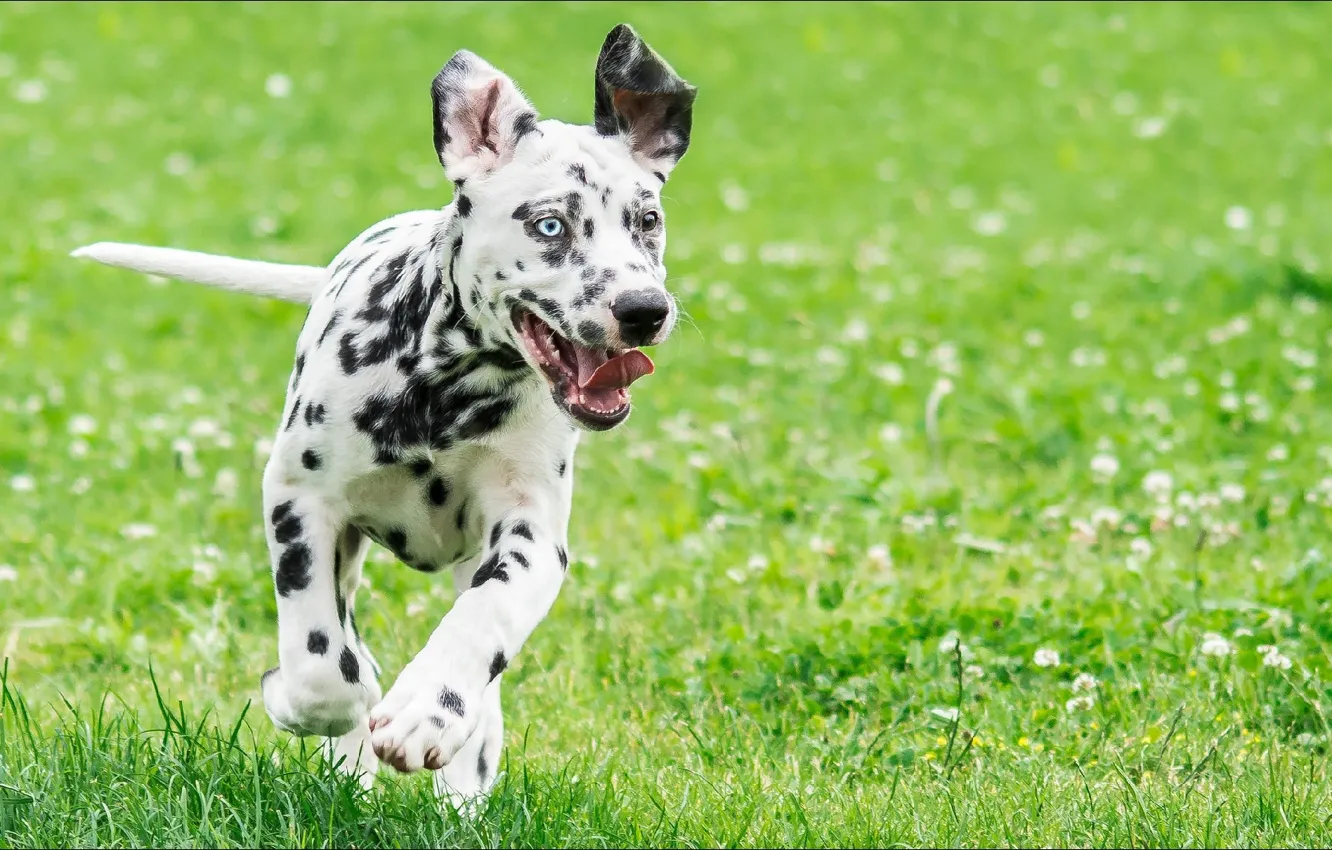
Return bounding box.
[610,289,670,346]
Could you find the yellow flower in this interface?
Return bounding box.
[1018,736,1030,748]
[923,751,937,761]
[936,735,947,746]
[1090,722,1099,730]
[1033,743,1045,753]
[1188,669,1198,678]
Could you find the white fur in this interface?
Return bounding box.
[70,242,325,304]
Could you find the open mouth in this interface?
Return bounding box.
[513,309,655,431]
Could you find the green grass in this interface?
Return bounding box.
[3,0,1332,846]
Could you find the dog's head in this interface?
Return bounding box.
[431,24,696,431]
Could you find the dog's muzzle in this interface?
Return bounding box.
[512,309,656,431]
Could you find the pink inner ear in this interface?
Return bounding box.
[477,79,502,155]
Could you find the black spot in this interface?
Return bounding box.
[653,170,666,183]
[513,111,538,142]
[285,397,302,430]
[580,266,597,282]
[627,262,647,273]
[511,202,534,222]
[272,505,303,545]
[339,647,360,683]
[598,267,617,284]
[408,458,433,477]
[489,650,507,681]
[456,499,469,532]
[470,552,509,587]
[386,529,408,554]
[621,205,633,231]
[428,477,448,506]
[272,500,294,524]
[515,260,525,272]
[583,218,595,239]
[489,522,503,549]
[438,687,466,717]
[275,543,312,596]
[511,521,534,541]
[557,546,568,570]
[577,320,607,347]
[495,269,507,282]
[301,449,322,470]
[477,749,488,782]
[292,353,306,385]
[397,354,421,375]
[568,163,588,185]
[429,715,448,729]
[574,282,605,309]
[307,630,329,655]
[510,550,530,570]
[557,459,567,477]
[338,333,361,374]
[456,194,472,218]
[304,402,327,427]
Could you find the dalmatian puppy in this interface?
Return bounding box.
[70,23,696,807]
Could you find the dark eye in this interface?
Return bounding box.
[534,217,565,238]
[639,211,661,232]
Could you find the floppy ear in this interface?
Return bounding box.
[432,50,540,184]
[592,24,697,182]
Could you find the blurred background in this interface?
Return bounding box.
[2,3,1332,841]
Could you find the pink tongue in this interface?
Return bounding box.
[577,349,655,391]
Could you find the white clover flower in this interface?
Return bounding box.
[1219,483,1245,503]
[0,565,16,582]
[10,474,35,492]
[68,414,97,435]
[1065,695,1096,712]
[1033,648,1060,668]
[874,362,905,385]
[1130,538,1153,559]
[265,73,292,99]
[1262,650,1293,670]
[866,544,892,569]
[1200,632,1233,657]
[121,523,158,540]
[1143,470,1174,497]
[1072,673,1098,692]
[1090,453,1120,479]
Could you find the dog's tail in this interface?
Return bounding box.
[70,242,326,305]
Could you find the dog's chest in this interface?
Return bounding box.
[343,452,487,573]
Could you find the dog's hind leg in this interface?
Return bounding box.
[259,483,382,740]
[433,675,504,813]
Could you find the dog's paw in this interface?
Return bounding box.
[325,718,380,790]
[368,673,480,773]
[262,665,378,738]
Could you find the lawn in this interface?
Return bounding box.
[3,0,1332,846]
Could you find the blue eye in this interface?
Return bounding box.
[535,217,565,237]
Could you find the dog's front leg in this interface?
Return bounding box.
[259,486,382,739]
[367,506,566,776]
